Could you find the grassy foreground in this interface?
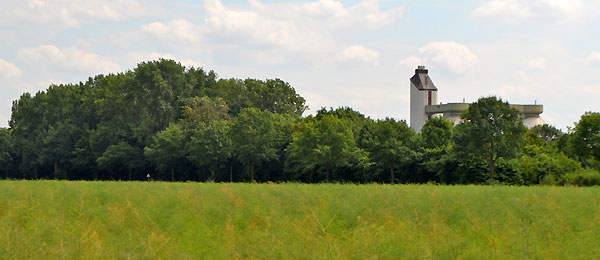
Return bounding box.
[0,181,599,259]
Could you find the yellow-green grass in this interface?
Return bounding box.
[0,181,599,259]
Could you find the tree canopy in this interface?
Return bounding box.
[453,96,526,184]
[3,59,600,185]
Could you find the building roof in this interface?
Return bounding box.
[410,66,437,91]
[424,103,543,116]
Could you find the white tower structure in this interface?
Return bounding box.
[410,66,437,132]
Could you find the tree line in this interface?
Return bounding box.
[0,59,599,185]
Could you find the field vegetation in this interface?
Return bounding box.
[1,181,599,259]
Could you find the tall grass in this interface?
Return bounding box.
[0,181,599,259]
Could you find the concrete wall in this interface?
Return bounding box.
[410,82,437,132]
[424,103,545,128]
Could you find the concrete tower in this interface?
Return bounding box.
[410,66,437,132]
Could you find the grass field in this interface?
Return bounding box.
[0,181,599,259]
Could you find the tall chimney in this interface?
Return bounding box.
[415,65,428,74]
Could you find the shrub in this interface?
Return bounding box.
[513,145,582,185]
[559,169,600,186]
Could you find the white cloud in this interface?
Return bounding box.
[418,41,478,73]
[27,0,45,9]
[130,52,202,69]
[588,52,600,65]
[523,57,547,69]
[0,59,21,77]
[141,0,404,55]
[302,92,328,113]
[398,56,422,69]
[490,84,537,98]
[302,0,405,29]
[18,45,120,74]
[471,0,584,23]
[9,0,148,28]
[202,0,334,52]
[142,19,203,43]
[14,79,64,93]
[147,53,202,68]
[337,45,379,64]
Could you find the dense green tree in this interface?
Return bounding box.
[513,144,582,185]
[41,123,81,179]
[360,118,415,183]
[7,59,308,181]
[231,108,281,182]
[316,107,369,140]
[144,123,187,181]
[530,124,563,143]
[10,92,46,178]
[568,112,600,167]
[420,117,453,149]
[0,128,14,179]
[417,118,455,183]
[244,79,307,115]
[188,120,233,181]
[216,78,307,116]
[181,96,230,127]
[286,115,367,182]
[453,96,526,184]
[97,142,145,180]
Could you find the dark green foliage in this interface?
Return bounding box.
[513,145,582,185]
[420,117,453,149]
[360,118,415,183]
[188,120,233,181]
[231,108,283,182]
[559,169,600,186]
[453,96,526,184]
[7,59,305,182]
[0,128,14,179]
[216,78,307,116]
[97,142,145,180]
[180,96,230,127]
[530,124,563,143]
[286,115,368,182]
[316,106,369,140]
[416,117,456,184]
[568,112,600,167]
[5,59,600,185]
[144,123,187,181]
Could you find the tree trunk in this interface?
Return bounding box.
[34,167,38,180]
[171,168,175,182]
[488,158,496,185]
[230,161,233,183]
[390,167,395,184]
[210,168,215,181]
[128,168,132,181]
[326,167,330,183]
[54,162,59,179]
[250,165,255,183]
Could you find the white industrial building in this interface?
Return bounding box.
[409,66,545,132]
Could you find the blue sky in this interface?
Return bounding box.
[1,0,599,130]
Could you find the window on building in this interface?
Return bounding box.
[428,91,432,105]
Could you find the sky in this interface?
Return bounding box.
[1,0,599,130]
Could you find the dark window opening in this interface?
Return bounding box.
[428,91,432,105]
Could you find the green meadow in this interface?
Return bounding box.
[0,181,599,259]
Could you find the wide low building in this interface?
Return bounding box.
[409,66,544,132]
